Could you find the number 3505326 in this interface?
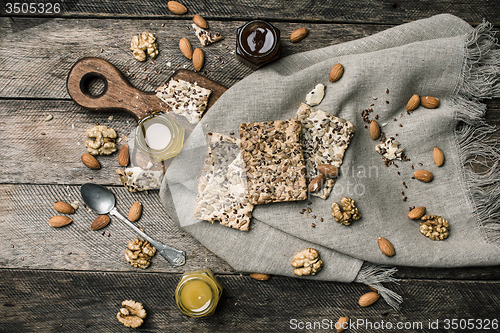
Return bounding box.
[5,3,61,14]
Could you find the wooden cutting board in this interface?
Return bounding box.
[66,57,227,137]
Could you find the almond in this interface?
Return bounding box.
[414,169,433,182]
[128,201,143,222]
[249,273,271,281]
[118,144,129,167]
[193,14,208,29]
[317,164,339,178]
[179,38,193,60]
[91,215,110,230]
[358,291,380,307]
[53,201,75,214]
[370,120,380,140]
[408,207,426,220]
[192,48,204,71]
[49,215,72,228]
[378,237,395,257]
[420,96,440,109]
[290,28,309,43]
[406,94,420,112]
[329,63,344,82]
[167,1,187,15]
[336,316,349,333]
[433,147,444,166]
[82,153,100,169]
[308,174,325,193]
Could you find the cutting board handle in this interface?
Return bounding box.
[66,57,163,120]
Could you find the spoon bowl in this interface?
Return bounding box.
[79,183,186,267]
[81,183,116,214]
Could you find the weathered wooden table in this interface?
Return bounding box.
[1,1,500,332]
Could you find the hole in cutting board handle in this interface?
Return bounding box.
[80,72,108,98]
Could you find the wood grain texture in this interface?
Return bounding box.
[0,17,389,99]
[1,269,500,332]
[0,0,499,25]
[1,99,498,185]
[0,184,231,273]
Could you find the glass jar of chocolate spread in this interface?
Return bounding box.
[236,20,280,70]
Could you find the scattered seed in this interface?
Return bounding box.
[411,176,415,179]
[68,252,72,255]
[320,218,324,222]
[264,298,269,301]
[11,244,14,248]
[311,223,316,228]
[375,114,379,119]
[312,215,316,219]
[386,88,389,94]
[411,164,414,169]
[307,202,312,205]
[403,197,407,201]
[418,162,423,166]
[180,233,185,237]
[399,124,403,127]
[393,118,397,121]
[41,132,46,135]
[364,125,368,129]
[370,103,374,106]
[397,171,400,175]
[401,191,405,195]
[386,101,390,104]
[161,23,165,27]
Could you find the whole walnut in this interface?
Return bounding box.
[84,125,117,155]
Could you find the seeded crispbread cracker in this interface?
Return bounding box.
[295,103,355,199]
[193,133,254,231]
[116,167,164,192]
[155,79,212,124]
[191,24,224,46]
[240,119,308,205]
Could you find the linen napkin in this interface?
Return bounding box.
[160,14,500,309]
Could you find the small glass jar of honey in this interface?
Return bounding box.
[236,20,281,70]
[134,112,185,161]
[174,268,223,317]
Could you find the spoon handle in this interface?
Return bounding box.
[110,207,186,267]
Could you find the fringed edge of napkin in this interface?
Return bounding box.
[354,263,402,310]
[454,21,500,244]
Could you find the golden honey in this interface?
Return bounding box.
[134,113,184,161]
[174,269,223,317]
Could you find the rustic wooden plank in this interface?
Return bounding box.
[1,0,498,25]
[0,184,231,273]
[2,182,500,280]
[2,269,500,332]
[1,99,498,185]
[0,17,390,99]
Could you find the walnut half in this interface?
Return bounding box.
[331,197,361,225]
[420,215,449,240]
[116,300,146,328]
[84,125,117,155]
[130,31,158,62]
[291,248,323,276]
[124,239,156,269]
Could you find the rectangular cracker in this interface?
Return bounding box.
[193,133,254,231]
[156,79,212,124]
[294,103,355,199]
[240,119,308,205]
